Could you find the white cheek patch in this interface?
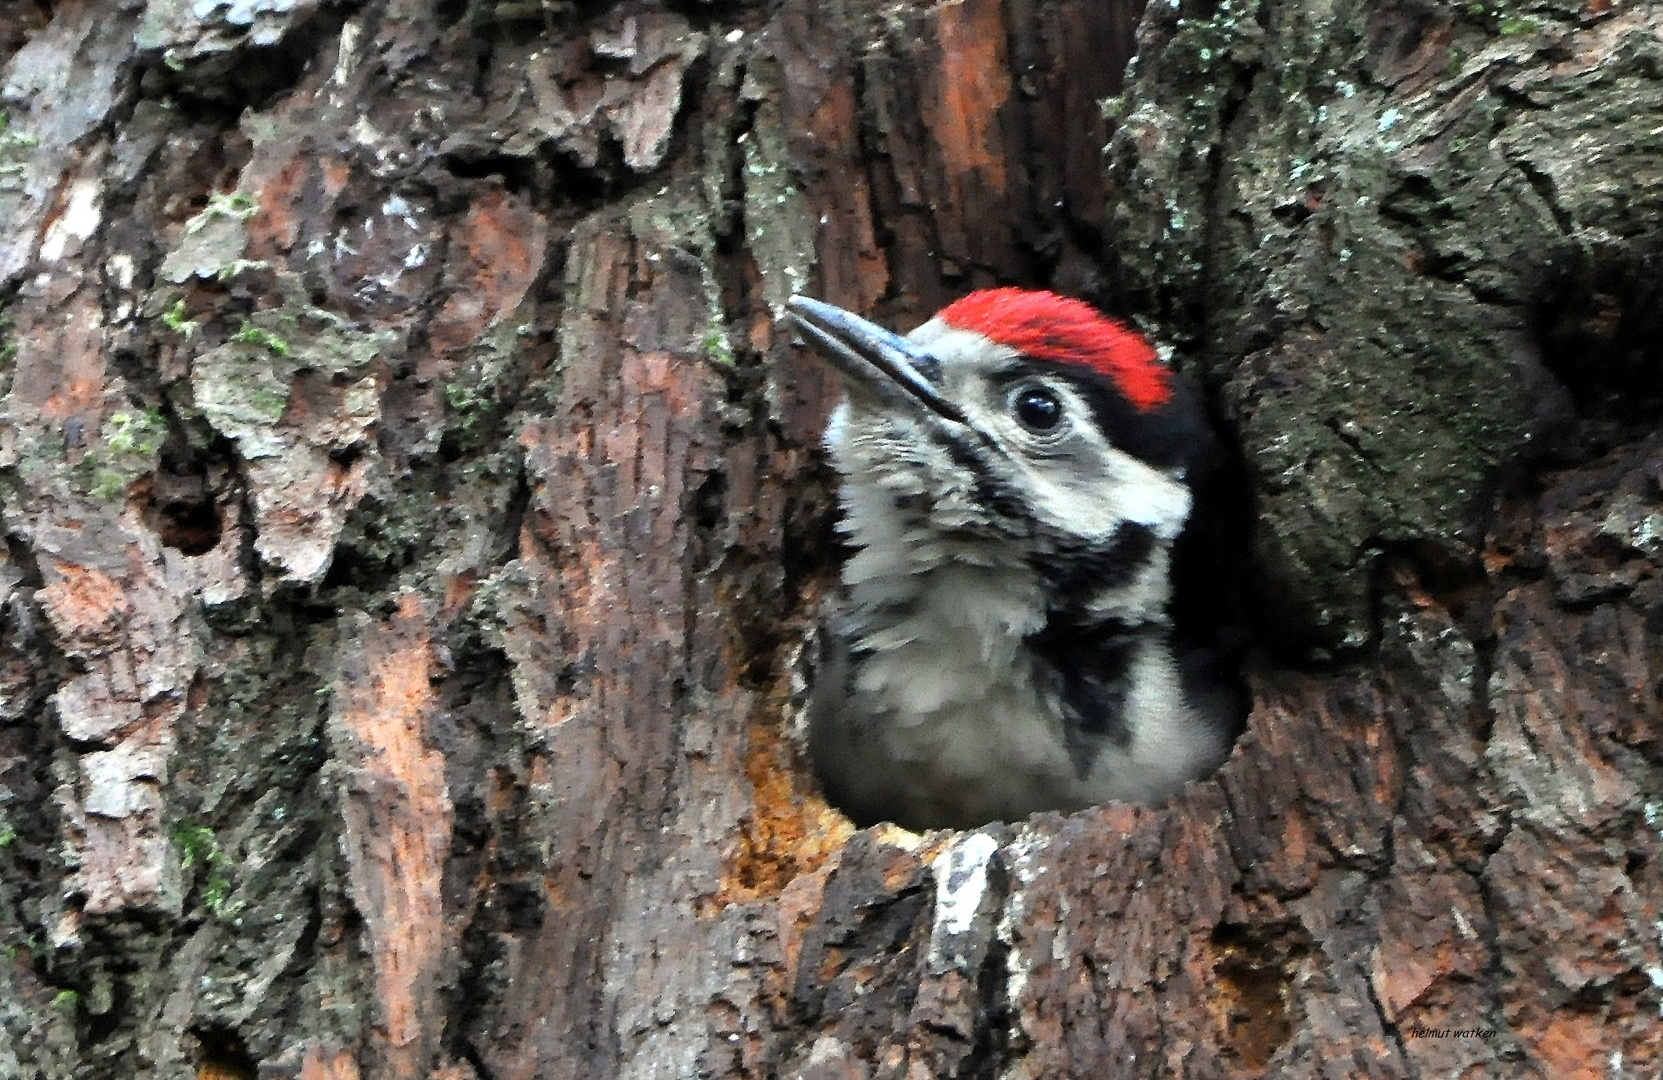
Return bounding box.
[939,367,1193,548]
[1004,442,1191,546]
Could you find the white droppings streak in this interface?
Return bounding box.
[106,253,134,290]
[106,253,136,318]
[1052,893,1072,961]
[333,19,361,88]
[39,179,102,263]
[350,114,382,149]
[997,828,1052,1008]
[382,194,420,231]
[806,1035,849,1066]
[931,831,999,943]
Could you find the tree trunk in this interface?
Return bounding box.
[0,0,1659,1077]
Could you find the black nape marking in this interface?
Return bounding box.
[1026,522,1162,777]
[1027,627,1139,776]
[1033,524,1157,621]
[1036,359,1210,473]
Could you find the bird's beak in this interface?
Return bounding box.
[785,296,969,426]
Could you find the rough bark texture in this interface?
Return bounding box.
[0,0,1658,1078]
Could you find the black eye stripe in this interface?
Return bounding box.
[1016,360,1205,472]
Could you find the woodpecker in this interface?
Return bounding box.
[787,288,1237,831]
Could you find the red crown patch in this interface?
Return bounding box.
[937,288,1171,412]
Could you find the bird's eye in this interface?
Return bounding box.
[1011,385,1064,434]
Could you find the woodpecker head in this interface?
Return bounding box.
[788,288,1207,628]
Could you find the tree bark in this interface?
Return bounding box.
[0,0,1659,1078]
